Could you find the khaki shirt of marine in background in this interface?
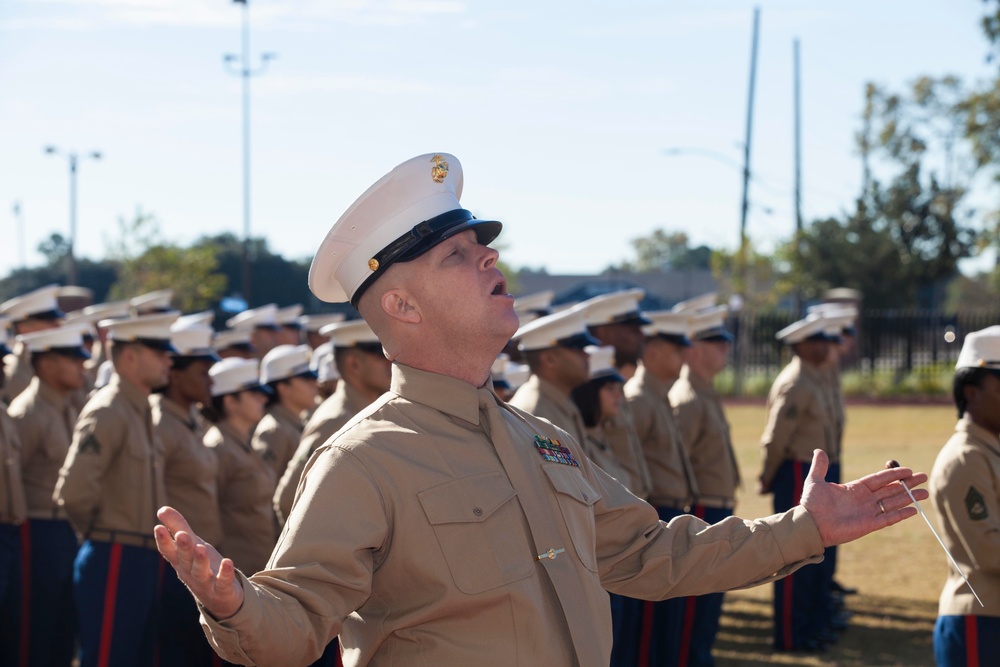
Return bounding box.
[152,394,223,546]
[930,416,1000,617]
[53,374,166,538]
[7,376,77,519]
[0,408,27,525]
[822,365,846,455]
[602,402,654,499]
[670,365,741,506]
[508,374,589,458]
[582,429,634,487]
[252,403,305,480]
[624,363,699,507]
[199,363,826,667]
[2,341,34,404]
[759,356,836,490]
[208,421,276,575]
[274,381,369,525]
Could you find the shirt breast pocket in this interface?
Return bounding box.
[541,465,602,573]
[418,471,534,594]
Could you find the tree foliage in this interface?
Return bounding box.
[617,229,712,272]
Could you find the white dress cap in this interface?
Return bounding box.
[226,303,278,331]
[212,329,254,352]
[209,357,265,397]
[513,291,555,318]
[260,344,315,384]
[308,153,502,305]
[579,288,650,327]
[101,312,180,352]
[299,312,346,332]
[16,325,90,358]
[319,319,380,349]
[174,311,215,329]
[129,289,175,315]
[956,325,1000,371]
[169,322,220,360]
[671,292,718,314]
[585,345,623,381]
[775,314,828,345]
[513,305,600,352]
[275,304,304,327]
[0,284,64,322]
[310,341,340,383]
[688,305,733,342]
[642,310,692,345]
[65,300,131,326]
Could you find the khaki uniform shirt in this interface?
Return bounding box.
[200,363,825,667]
[509,374,588,456]
[153,394,223,546]
[603,402,653,499]
[823,365,846,453]
[208,422,276,575]
[625,364,699,507]
[252,403,305,480]
[583,428,634,487]
[0,408,27,525]
[670,366,741,506]
[2,341,34,404]
[7,377,77,519]
[759,356,836,490]
[930,417,1000,616]
[274,382,368,525]
[54,375,166,538]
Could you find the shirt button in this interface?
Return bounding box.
[473,507,483,517]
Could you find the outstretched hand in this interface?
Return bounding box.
[154,506,245,620]
[800,450,928,548]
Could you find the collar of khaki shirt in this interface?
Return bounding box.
[109,373,153,417]
[218,421,253,452]
[390,363,482,427]
[269,402,305,431]
[632,363,671,400]
[530,375,581,423]
[154,393,203,432]
[958,414,1000,457]
[680,364,717,398]
[34,375,72,411]
[341,381,371,417]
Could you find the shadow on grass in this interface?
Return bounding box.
[714,592,936,667]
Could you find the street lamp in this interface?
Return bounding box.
[44,145,102,286]
[224,0,276,308]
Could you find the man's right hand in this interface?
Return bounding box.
[155,505,245,620]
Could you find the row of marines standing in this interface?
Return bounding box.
[0,277,855,666]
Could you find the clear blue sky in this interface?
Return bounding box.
[1,0,996,286]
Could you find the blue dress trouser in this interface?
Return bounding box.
[934,615,1000,667]
[74,539,160,667]
[0,523,23,666]
[772,460,824,650]
[23,518,78,667]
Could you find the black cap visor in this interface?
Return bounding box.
[133,337,179,353]
[693,328,734,343]
[556,332,602,350]
[351,208,502,307]
[651,332,692,347]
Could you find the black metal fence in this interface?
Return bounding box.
[726,309,1000,396]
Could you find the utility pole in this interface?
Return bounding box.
[224,0,275,308]
[12,201,25,269]
[43,146,102,286]
[793,38,803,314]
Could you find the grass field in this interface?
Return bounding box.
[714,402,957,667]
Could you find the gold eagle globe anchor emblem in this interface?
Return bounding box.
[430,154,449,183]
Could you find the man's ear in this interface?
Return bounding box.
[381,289,421,325]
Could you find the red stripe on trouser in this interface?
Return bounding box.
[965,615,979,667]
[638,600,655,665]
[18,522,31,667]
[98,544,124,667]
[781,464,806,650]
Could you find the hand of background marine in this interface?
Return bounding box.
[154,505,245,620]
[800,449,928,548]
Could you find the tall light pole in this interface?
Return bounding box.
[44,146,102,286]
[12,201,25,269]
[224,0,275,307]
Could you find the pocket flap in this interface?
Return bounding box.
[542,465,601,507]
[419,471,517,526]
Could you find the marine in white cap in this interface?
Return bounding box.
[65,299,130,392]
[54,311,178,666]
[930,326,1000,665]
[299,312,347,350]
[309,341,339,400]
[155,153,927,667]
[227,304,281,359]
[213,328,256,360]
[203,358,274,576]
[129,289,175,316]
[760,314,839,652]
[5,326,90,664]
[508,306,599,452]
[274,305,305,346]
[154,319,222,666]
[0,284,65,403]
[513,290,555,324]
[252,344,318,479]
[666,305,740,664]
[274,318,390,528]
[0,316,27,665]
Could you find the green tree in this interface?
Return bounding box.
[618,229,712,272]
[107,209,227,312]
